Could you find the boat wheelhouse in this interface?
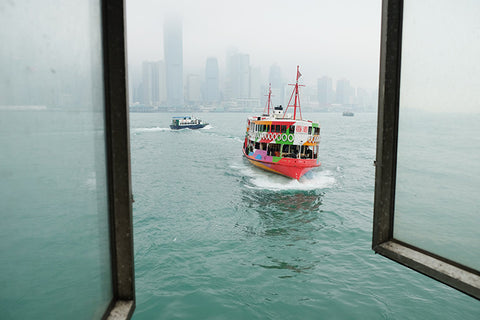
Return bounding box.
[170,116,208,130]
[242,66,321,180]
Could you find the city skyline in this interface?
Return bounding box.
[132,51,378,113]
[126,0,382,91]
[127,0,381,112]
[130,23,378,112]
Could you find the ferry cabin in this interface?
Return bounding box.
[244,117,321,161]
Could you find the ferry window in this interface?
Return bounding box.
[290,125,295,133]
[281,125,286,133]
[308,127,312,135]
[0,1,135,318]
[373,0,480,299]
[276,125,280,132]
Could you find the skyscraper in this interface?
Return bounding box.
[226,50,250,100]
[336,79,354,105]
[269,64,284,106]
[186,74,202,105]
[204,57,219,103]
[317,76,333,108]
[141,60,166,107]
[164,16,183,109]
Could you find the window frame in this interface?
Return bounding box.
[102,0,136,318]
[373,0,480,300]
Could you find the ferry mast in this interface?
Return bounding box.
[263,83,273,115]
[284,65,304,120]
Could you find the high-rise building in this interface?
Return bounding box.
[249,66,262,100]
[317,76,334,108]
[164,16,184,109]
[336,79,354,105]
[269,64,284,106]
[186,74,202,104]
[141,61,166,107]
[204,57,219,103]
[226,50,250,100]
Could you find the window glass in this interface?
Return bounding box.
[0,1,113,318]
[395,0,480,270]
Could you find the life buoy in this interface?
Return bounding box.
[288,134,294,142]
[282,133,287,141]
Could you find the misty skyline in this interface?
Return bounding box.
[126,0,382,90]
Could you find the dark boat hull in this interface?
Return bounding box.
[170,124,208,130]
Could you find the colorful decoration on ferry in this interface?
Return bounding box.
[242,66,321,180]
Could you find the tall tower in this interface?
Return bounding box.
[141,61,166,107]
[186,74,202,104]
[269,64,284,106]
[164,16,184,109]
[204,57,219,103]
[336,79,354,105]
[318,76,333,108]
[226,50,250,100]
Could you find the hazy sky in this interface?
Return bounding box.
[400,0,480,113]
[126,0,382,89]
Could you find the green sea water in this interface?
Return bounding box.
[130,112,479,319]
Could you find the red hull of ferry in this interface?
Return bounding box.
[242,149,320,180]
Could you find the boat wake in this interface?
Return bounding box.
[132,127,171,133]
[233,162,336,191]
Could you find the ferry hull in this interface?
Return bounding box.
[243,149,320,180]
[170,124,207,130]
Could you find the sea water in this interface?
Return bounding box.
[129,112,479,319]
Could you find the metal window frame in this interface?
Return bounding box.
[102,0,135,319]
[373,0,480,300]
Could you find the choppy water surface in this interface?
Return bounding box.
[130,112,479,319]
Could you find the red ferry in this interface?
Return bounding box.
[242,66,321,180]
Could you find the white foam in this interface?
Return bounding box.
[233,162,336,191]
[202,125,213,130]
[133,127,171,132]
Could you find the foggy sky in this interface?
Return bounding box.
[126,0,382,89]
